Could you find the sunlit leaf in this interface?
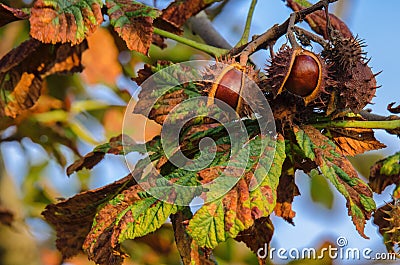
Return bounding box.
[328,127,386,156]
[187,136,285,249]
[30,0,103,44]
[294,125,375,238]
[106,0,160,55]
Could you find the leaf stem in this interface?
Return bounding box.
[153,27,228,57]
[235,0,258,47]
[313,120,400,130]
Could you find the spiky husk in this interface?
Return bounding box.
[265,46,330,106]
[323,35,367,73]
[374,201,400,254]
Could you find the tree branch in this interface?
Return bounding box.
[187,11,232,49]
[231,0,338,64]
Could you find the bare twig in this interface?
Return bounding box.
[187,11,232,49]
[234,0,339,64]
[293,26,328,48]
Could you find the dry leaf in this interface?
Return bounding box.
[30,0,103,44]
[330,127,386,156]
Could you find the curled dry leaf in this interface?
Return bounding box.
[369,152,400,194]
[42,174,136,259]
[30,0,103,44]
[67,134,137,176]
[0,3,29,28]
[235,217,274,257]
[387,102,400,114]
[161,0,222,28]
[0,38,87,118]
[329,127,386,156]
[274,159,300,225]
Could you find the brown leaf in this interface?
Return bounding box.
[66,134,135,176]
[106,0,159,55]
[274,159,300,225]
[388,102,400,114]
[235,217,274,256]
[4,73,42,118]
[66,152,105,176]
[42,174,136,259]
[30,0,103,44]
[0,206,14,227]
[369,154,400,194]
[161,0,221,28]
[0,39,87,118]
[329,127,386,156]
[82,184,143,265]
[287,0,353,39]
[0,3,29,28]
[171,209,216,265]
[82,28,122,85]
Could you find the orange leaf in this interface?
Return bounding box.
[30,0,103,44]
[330,127,386,156]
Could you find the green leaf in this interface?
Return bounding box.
[294,125,375,238]
[187,135,285,249]
[106,0,161,54]
[30,0,103,44]
[116,198,179,242]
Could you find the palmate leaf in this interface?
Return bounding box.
[30,0,103,44]
[161,0,222,28]
[82,184,179,265]
[369,152,400,194]
[187,135,286,249]
[294,125,376,238]
[106,0,160,55]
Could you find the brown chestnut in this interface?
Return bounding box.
[285,54,319,97]
[207,63,244,113]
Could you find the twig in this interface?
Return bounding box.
[153,27,228,57]
[234,0,339,64]
[313,119,400,130]
[293,26,328,48]
[187,11,231,49]
[235,0,258,47]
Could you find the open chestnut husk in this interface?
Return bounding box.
[266,46,329,105]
